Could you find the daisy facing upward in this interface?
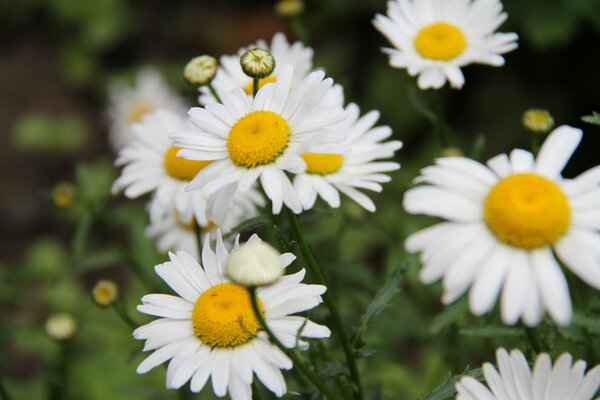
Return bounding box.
[404,126,600,326]
[373,0,518,89]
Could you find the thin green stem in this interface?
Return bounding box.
[248,288,342,400]
[194,223,203,256]
[0,378,12,400]
[525,327,544,354]
[111,301,137,329]
[207,83,222,103]
[284,208,363,400]
[530,133,542,156]
[253,77,260,97]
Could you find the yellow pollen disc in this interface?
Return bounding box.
[414,22,467,61]
[484,173,571,249]
[127,103,154,123]
[192,283,264,348]
[227,111,290,168]
[243,76,277,95]
[163,146,212,181]
[301,153,344,175]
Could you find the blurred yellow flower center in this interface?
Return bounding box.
[414,22,466,60]
[92,280,119,306]
[175,212,216,232]
[163,146,212,181]
[227,111,290,168]
[127,103,154,123]
[301,153,344,175]
[243,76,277,95]
[192,283,264,348]
[484,173,571,249]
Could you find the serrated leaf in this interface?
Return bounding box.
[420,368,483,400]
[351,262,408,348]
[581,111,600,125]
[459,326,523,337]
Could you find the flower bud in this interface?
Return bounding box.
[183,55,218,86]
[52,182,76,208]
[45,313,77,341]
[225,241,283,286]
[523,109,554,134]
[275,0,304,17]
[240,48,275,79]
[92,280,119,307]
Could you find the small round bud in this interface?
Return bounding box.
[225,241,283,286]
[240,48,275,79]
[52,182,76,208]
[440,147,464,157]
[275,0,304,17]
[523,109,554,134]
[45,313,77,341]
[92,280,119,307]
[183,55,218,86]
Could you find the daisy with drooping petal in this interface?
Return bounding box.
[373,0,518,89]
[293,86,402,212]
[404,126,600,326]
[456,348,600,400]
[199,32,313,104]
[134,231,330,399]
[107,68,186,151]
[171,64,347,222]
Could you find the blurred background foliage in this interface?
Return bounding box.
[1,0,599,399]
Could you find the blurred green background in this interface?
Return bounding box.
[1,0,599,399]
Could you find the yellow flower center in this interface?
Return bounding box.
[127,103,154,123]
[192,283,264,348]
[227,111,290,168]
[484,173,571,249]
[175,212,217,232]
[414,22,467,60]
[301,153,344,175]
[243,76,278,95]
[163,146,212,181]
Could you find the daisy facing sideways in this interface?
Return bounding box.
[456,348,600,400]
[373,0,518,89]
[134,231,330,399]
[404,126,600,326]
[107,68,186,151]
[198,32,313,104]
[171,64,347,221]
[294,86,402,212]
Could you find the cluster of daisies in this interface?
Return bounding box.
[105,0,600,398]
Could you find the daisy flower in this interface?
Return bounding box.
[456,348,600,400]
[403,126,600,326]
[133,231,330,399]
[199,32,313,104]
[293,86,402,212]
[112,109,215,227]
[373,0,518,89]
[171,64,347,221]
[107,68,186,151]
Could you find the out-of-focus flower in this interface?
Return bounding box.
[456,348,600,400]
[523,108,555,134]
[52,182,76,208]
[184,55,218,86]
[404,126,600,326]
[45,313,77,341]
[134,231,330,398]
[92,280,119,307]
[373,0,518,89]
[275,0,304,17]
[107,69,186,151]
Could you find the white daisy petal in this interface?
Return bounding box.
[535,125,583,178]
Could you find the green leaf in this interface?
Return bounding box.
[572,312,600,334]
[420,368,483,400]
[351,262,408,348]
[581,111,600,125]
[318,363,348,380]
[459,326,523,337]
[12,112,87,153]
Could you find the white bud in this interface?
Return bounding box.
[45,313,77,341]
[240,48,275,79]
[225,241,283,286]
[184,55,218,86]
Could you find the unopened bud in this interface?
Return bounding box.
[275,0,304,17]
[523,109,554,134]
[225,241,283,286]
[45,313,77,341]
[240,48,275,79]
[183,55,218,86]
[92,280,119,307]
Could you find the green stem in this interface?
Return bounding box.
[194,223,203,256]
[530,133,542,156]
[525,327,544,354]
[253,77,260,97]
[284,208,363,400]
[0,378,12,400]
[248,288,342,400]
[291,16,309,44]
[207,83,222,103]
[111,301,137,329]
[48,341,70,400]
